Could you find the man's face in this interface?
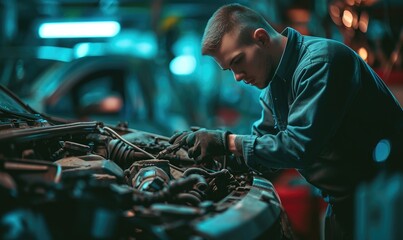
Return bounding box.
[212,30,274,89]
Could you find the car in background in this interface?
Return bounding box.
[8,55,182,136]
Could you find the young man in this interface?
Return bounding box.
[169,3,403,239]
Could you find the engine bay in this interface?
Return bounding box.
[0,119,291,239]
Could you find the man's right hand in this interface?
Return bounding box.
[169,128,232,162]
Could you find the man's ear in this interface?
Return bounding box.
[253,28,270,46]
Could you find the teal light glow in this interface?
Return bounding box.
[373,139,391,162]
[38,21,120,38]
[169,55,196,76]
[110,30,158,59]
[74,42,106,58]
[75,43,90,58]
[37,46,73,62]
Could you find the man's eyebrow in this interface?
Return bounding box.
[220,53,242,71]
[229,52,243,68]
[228,53,242,68]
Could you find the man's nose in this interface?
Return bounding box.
[233,71,245,82]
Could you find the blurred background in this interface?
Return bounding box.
[0,1,401,239]
[0,0,402,137]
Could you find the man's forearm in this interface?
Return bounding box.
[227,134,243,156]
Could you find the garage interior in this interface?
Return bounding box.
[0,0,402,240]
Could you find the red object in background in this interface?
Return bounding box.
[375,69,403,106]
[216,107,240,126]
[273,169,328,240]
[374,69,403,86]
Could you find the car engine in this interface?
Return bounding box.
[0,93,293,240]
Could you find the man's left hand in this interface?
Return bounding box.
[169,128,231,161]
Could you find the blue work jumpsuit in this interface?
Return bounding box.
[235,28,403,239]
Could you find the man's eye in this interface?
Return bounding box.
[233,56,242,64]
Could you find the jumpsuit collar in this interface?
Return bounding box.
[271,27,303,84]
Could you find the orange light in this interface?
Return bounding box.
[391,51,399,63]
[329,5,340,18]
[329,5,342,25]
[358,47,368,62]
[358,12,369,32]
[342,9,353,28]
[101,96,123,112]
[346,0,355,6]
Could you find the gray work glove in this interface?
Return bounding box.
[169,128,232,161]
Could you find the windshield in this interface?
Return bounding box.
[0,86,32,114]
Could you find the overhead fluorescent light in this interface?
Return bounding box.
[38,21,121,38]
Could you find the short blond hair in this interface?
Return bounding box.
[201,3,276,55]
